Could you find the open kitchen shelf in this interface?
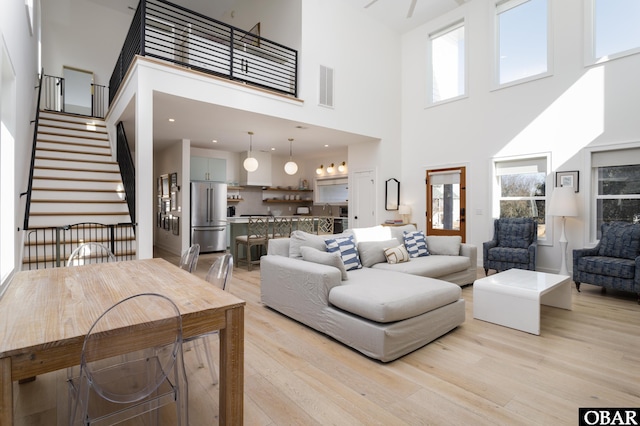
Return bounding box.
[263,199,311,203]
[263,187,312,192]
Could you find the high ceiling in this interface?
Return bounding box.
[102,0,466,157]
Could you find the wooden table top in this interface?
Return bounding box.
[0,258,245,368]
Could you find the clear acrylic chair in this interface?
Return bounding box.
[185,254,233,385]
[67,242,117,266]
[68,293,188,425]
[179,243,200,273]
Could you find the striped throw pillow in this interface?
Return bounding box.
[325,235,362,271]
[403,230,429,258]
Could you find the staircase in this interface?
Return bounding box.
[22,110,136,269]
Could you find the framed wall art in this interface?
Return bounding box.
[555,171,579,193]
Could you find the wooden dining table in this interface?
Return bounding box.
[0,258,245,425]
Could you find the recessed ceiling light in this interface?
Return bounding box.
[168,118,175,122]
[324,144,329,148]
[212,139,218,143]
[271,147,276,151]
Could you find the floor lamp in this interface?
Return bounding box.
[549,186,578,276]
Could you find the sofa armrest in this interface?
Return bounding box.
[528,241,537,270]
[460,243,477,270]
[260,254,342,313]
[482,240,498,262]
[572,246,600,281]
[635,256,640,291]
[267,238,290,257]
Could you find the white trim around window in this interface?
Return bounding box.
[491,153,553,245]
[491,0,554,91]
[583,0,640,66]
[426,18,468,107]
[584,142,640,244]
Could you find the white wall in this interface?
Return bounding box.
[41,0,131,85]
[154,141,184,255]
[400,0,640,272]
[1,0,41,282]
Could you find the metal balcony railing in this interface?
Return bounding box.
[109,0,298,104]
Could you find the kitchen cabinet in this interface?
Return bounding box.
[191,156,226,181]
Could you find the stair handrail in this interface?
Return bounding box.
[116,122,136,227]
[21,68,45,231]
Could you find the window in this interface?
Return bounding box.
[428,20,465,104]
[495,0,549,86]
[493,156,548,240]
[591,148,640,239]
[586,0,640,64]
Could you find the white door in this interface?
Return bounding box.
[351,170,376,228]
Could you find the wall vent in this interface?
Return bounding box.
[319,65,334,107]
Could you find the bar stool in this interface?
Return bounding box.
[316,216,334,235]
[235,217,269,271]
[296,216,314,233]
[272,216,293,239]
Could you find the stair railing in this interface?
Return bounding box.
[21,68,44,231]
[23,222,136,270]
[117,122,136,227]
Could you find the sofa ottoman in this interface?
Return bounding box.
[329,277,461,323]
[322,268,465,362]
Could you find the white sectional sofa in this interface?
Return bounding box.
[260,225,477,362]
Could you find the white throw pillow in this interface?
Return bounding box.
[300,246,348,280]
[425,235,462,256]
[289,230,328,258]
[358,238,400,267]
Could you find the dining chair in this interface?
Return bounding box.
[272,216,293,239]
[186,254,233,385]
[179,243,200,273]
[235,216,269,271]
[316,216,334,235]
[68,292,188,425]
[296,216,314,233]
[67,242,116,267]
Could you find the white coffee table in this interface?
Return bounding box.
[473,269,572,335]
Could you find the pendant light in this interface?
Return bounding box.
[284,138,298,175]
[243,131,259,172]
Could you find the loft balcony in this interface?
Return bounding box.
[109,0,298,106]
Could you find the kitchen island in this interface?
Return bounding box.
[227,216,349,260]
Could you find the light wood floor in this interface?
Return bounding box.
[14,249,640,425]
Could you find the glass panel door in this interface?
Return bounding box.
[426,167,466,242]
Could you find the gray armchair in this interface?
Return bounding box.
[483,217,537,275]
[573,221,640,302]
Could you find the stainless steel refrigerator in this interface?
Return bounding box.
[191,181,227,252]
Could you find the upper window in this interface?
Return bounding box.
[591,148,640,239]
[428,20,466,105]
[493,155,549,241]
[495,0,550,87]
[586,0,640,64]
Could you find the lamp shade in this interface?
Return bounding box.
[284,161,298,175]
[549,186,578,217]
[243,156,259,172]
[398,205,411,215]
